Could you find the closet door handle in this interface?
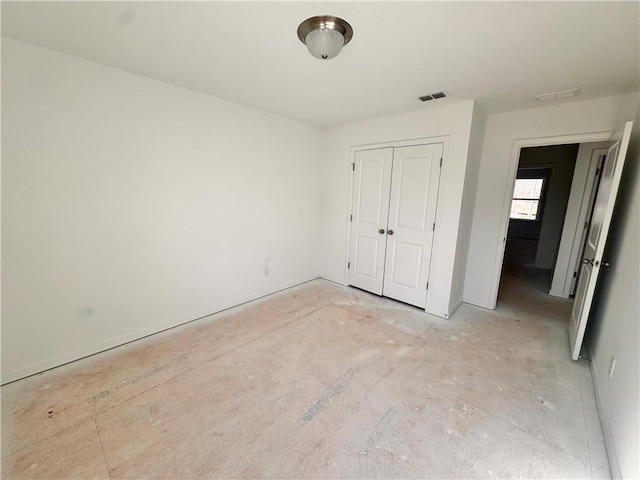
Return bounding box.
[378,229,385,234]
[387,230,394,235]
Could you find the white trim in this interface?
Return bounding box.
[319,274,347,287]
[343,156,356,286]
[487,131,613,309]
[449,296,464,317]
[1,274,321,385]
[350,136,450,152]
[462,295,493,310]
[550,144,609,298]
[425,140,450,317]
[589,348,620,479]
[344,136,450,315]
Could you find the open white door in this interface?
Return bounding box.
[566,150,606,296]
[348,148,393,295]
[568,121,633,360]
[382,144,442,308]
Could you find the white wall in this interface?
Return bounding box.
[1,38,324,383]
[587,101,639,480]
[464,93,639,309]
[449,103,487,312]
[319,100,476,318]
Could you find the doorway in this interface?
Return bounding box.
[499,144,579,299]
[488,123,633,361]
[497,141,611,305]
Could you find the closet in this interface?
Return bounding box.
[348,143,443,308]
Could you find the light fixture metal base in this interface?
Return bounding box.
[297,15,353,45]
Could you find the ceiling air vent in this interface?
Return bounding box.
[419,91,447,102]
[535,88,579,102]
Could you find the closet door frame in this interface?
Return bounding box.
[344,136,449,314]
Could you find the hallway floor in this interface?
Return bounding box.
[2,272,609,478]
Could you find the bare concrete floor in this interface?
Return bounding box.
[1,270,609,479]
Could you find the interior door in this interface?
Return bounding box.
[567,150,606,296]
[382,144,443,308]
[568,121,633,360]
[348,147,393,294]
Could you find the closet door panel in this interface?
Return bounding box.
[388,242,423,288]
[383,144,443,307]
[348,148,393,295]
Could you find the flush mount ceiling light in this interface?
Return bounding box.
[297,15,353,60]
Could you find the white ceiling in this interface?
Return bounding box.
[2,1,639,127]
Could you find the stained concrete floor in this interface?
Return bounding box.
[1,265,609,478]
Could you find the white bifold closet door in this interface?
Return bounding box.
[349,143,443,308]
[349,147,393,295]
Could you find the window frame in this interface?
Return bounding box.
[510,176,546,222]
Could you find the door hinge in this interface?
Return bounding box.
[440,158,443,167]
[432,223,436,231]
[584,221,588,229]
[351,163,355,171]
[595,167,601,175]
[573,271,577,278]
[426,281,429,290]
[347,262,350,269]
[350,214,352,222]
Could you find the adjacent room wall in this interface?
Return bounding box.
[587,102,639,480]
[464,93,639,309]
[518,144,579,270]
[319,100,476,318]
[1,38,324,383]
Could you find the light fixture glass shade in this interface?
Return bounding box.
[304,28,344,60]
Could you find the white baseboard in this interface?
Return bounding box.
[1,274,321,385]
[462,295,495,310]
[548,287,569,298]
[588,348,621,479]
[318,275,348,287]
[449,297,464,317]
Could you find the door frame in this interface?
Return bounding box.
[487,131,613,309]
[549,144,608,298]
[344,135,449,314]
